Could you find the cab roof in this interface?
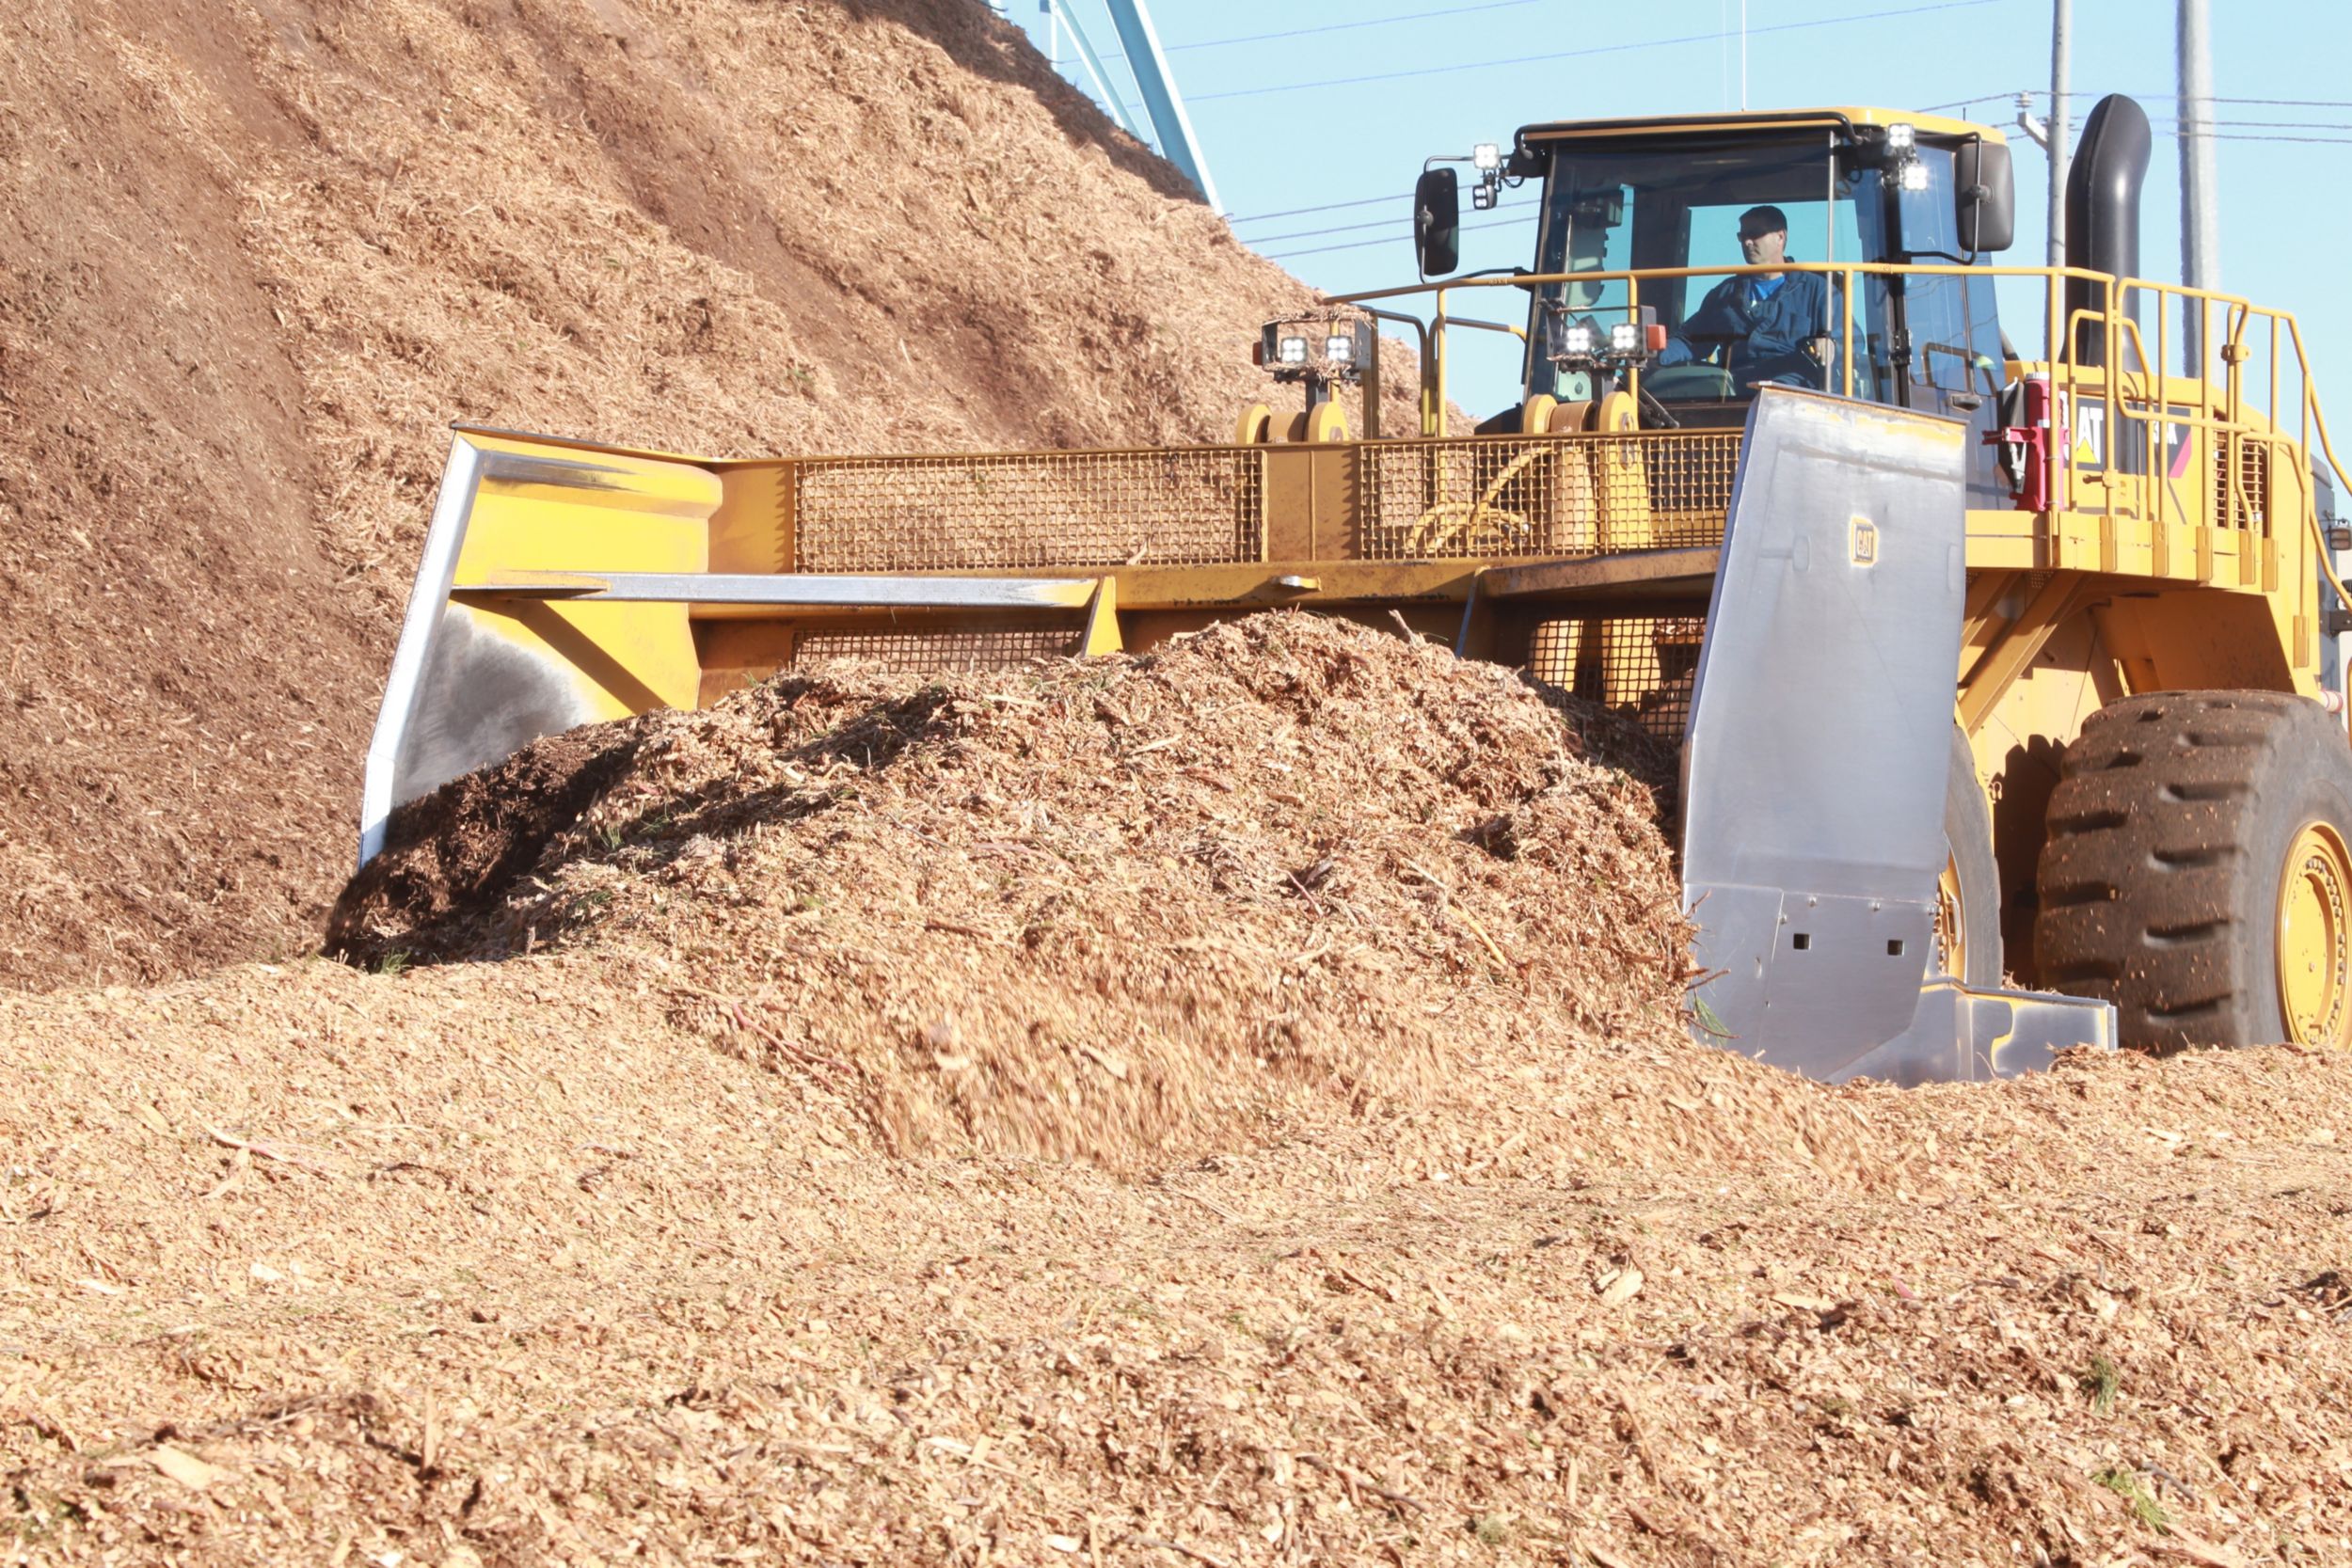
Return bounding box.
[1516,106,2005,148]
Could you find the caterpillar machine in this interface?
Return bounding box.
[363,94,2352,1085]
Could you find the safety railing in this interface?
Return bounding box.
[784,428,1740,572]
[775,264,2351,601]
[1337,261,2352,603]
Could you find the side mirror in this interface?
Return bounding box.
[1414,167,1460,278]
[1955,139,2014,253]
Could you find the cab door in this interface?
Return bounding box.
[1881,150,2010,509]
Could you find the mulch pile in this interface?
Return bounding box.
[1,0,1424,991]
[333,614,1866,1180]
[7,616,2349,1564]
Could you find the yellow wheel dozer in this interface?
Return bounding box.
[367,96,2352,1081]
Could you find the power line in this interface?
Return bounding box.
[2010,87,2352,109]
[1229,192,1408,227]
[2173,131,2352,145]
[1264,212,1537,262]
[2201,96,2352,108]
[1247,198,1539,247]
[2165,119,2352,133]
[1920,87,2352,118]
[1167,0,1553,53]
[1900,87,2352,143]
[1913,89,2017,113]
[1190,0,1999,105]
[1248,213,1417,246]
[2140,116,2352,142]
[1067,0,1553,66]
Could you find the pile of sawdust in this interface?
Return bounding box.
[0,0,1419,992]
[331,614,1904,1184]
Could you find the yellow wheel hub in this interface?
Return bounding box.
[2276,821,2352,1046]
[1934,852,1965,979]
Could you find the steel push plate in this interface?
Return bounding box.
[1680,389,1971,1080]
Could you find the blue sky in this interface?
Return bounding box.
[1009,0,2352,422]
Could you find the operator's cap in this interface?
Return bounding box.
[1739,205,1789,238]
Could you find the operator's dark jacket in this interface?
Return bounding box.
[1658,270,1832,388]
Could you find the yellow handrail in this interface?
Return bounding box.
[2284,316,2352,617]
[1338,258,2352,618]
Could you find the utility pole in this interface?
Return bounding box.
[2047,0,2070,271]
[2177,0,2220,369]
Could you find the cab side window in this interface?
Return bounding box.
[1894,148,2003,399]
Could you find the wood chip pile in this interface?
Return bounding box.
[336,613,1728,1176]
[1,0,1432,992]
[6,617,2349,1564]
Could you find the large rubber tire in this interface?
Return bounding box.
[2034,690,2352,1052]
[1941,723,2004,988]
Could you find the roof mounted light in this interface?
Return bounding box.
[1883,121,1925,196]
[1463,141,1506,209]
[1469,143,1503,210]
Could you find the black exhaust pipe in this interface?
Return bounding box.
[2062,94,2152,368]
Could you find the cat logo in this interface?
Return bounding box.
[1850,515,1879,566]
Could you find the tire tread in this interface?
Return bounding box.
[2035,689,2352,1051]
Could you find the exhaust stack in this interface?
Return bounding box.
[2062,94,2152,367]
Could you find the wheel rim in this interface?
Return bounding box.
[1935,851,1965,979]
[2275,821,2352,1046]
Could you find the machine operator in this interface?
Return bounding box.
[1657,205,1831,390]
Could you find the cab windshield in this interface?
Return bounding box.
[1524,130,2002,419]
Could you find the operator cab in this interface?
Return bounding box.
[1422,109,2014,455]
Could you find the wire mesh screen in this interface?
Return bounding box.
[788,624,1081,673]
[1527,615,1708,741]
[2214,433,2273,536]
[794,449,1266,572]
[1358,433,1740,561]
[771,435,1741,686]
[789,433,1735,572]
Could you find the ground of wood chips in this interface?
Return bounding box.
[6,618,2350,1565]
